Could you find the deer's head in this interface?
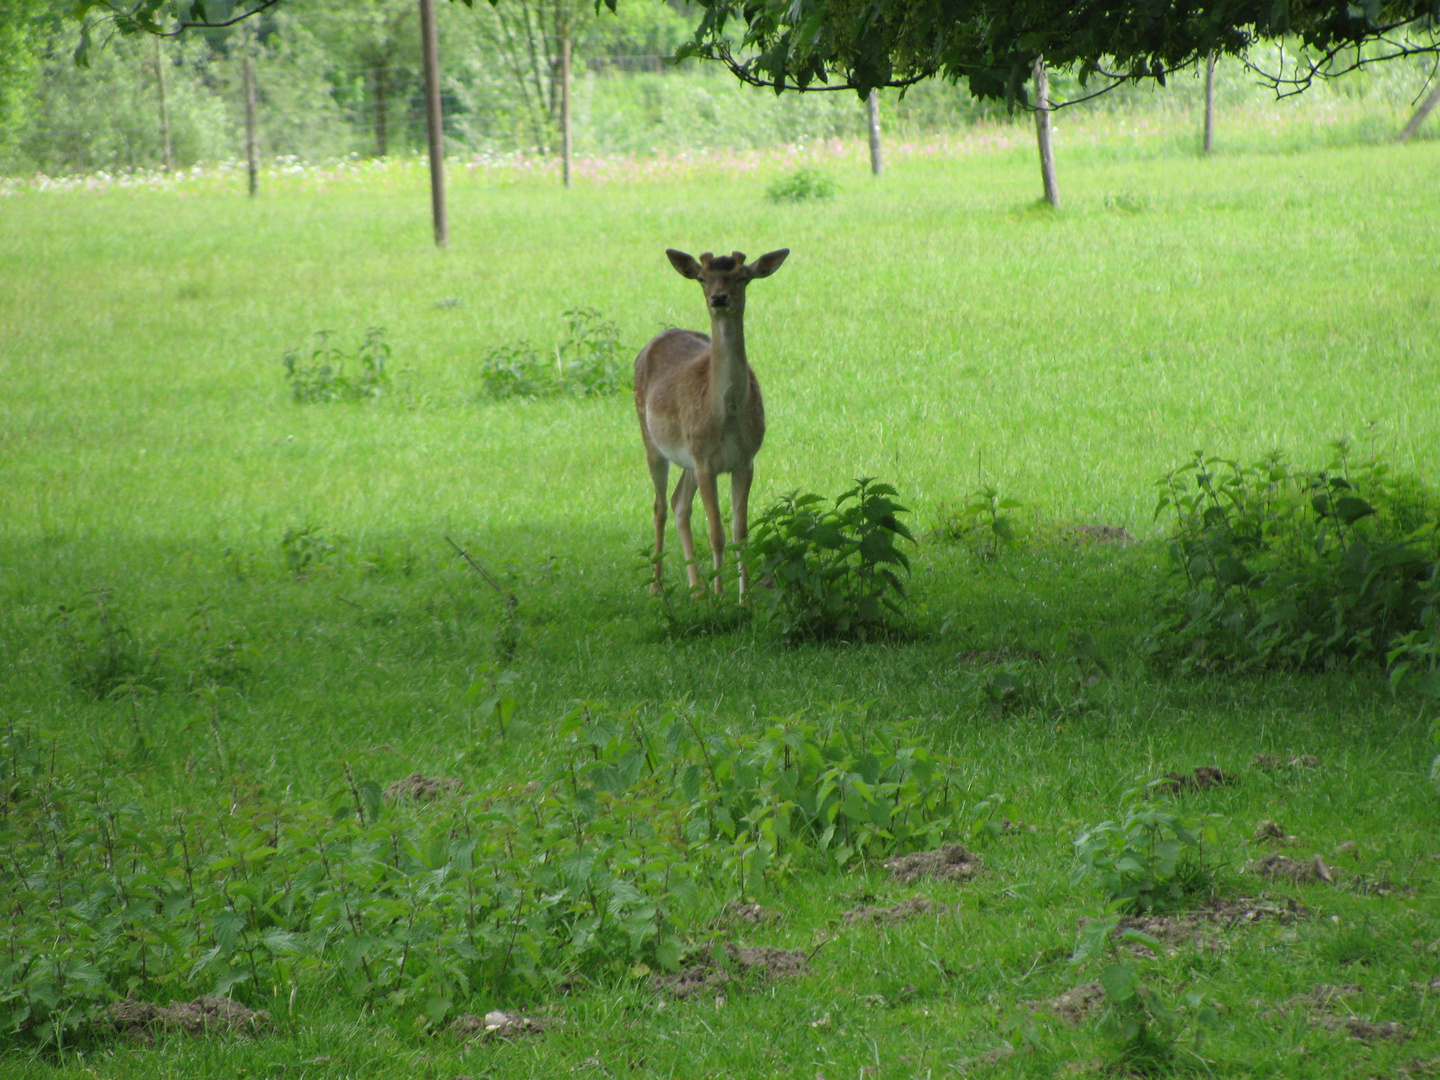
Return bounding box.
[666,248,789,318]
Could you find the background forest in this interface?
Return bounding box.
[2,0,1438,177]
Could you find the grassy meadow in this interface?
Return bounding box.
[2,98,1440,1078]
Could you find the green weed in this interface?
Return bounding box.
[478,308,629,400]
[282,328,392,404]
[765,167,837,203]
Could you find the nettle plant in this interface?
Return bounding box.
[282,327,392,403]
[478,308,629,400]
[1144,440,1440,674]
[746,477,917,642]
[1071,797,1217,913]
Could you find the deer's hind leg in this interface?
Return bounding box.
[647,448,670,594]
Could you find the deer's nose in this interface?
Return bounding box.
[710,293,729,308]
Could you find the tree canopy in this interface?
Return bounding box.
[70,0,1440,103]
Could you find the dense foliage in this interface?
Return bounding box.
[1143,443,1440,676]
[0,705,965,1048]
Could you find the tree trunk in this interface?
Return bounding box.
[561,29,572,188]
[866,88,883,177]
[418,0,447,248]
[374,57,390,157]
[243,56,258,197]
[154,36,172,172]
[1203,51,1216,155]
[1033,57,1059,207]
[1399,78,1440,143]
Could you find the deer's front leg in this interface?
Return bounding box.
[671,469,702,592]
[695,466,725,595]
[731,464,753,603]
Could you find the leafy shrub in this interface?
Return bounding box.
[50,589,162,700]
[1143,442,1440,673]
[746,477,916,642]
[1071,799,1216,913]
[928,483,1026,559]
[280,524,341,577]
[283,327,392,403]
[766,167,837,203]
[479,308,629,400]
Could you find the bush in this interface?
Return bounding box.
[282,328,392,403]
[746,477,916,642]
[478,308,629,401]
[1143,442,1440,673]
[1071,800,1216,913]
[766,167,837,203]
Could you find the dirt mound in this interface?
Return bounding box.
[1253,819,1289,841]
[723,901,782,925]
[1252,753,1321,771]
[449,1010,547,1042]
[1209,895,1310,925]
[1063,524,1135,545]
[106,996,272,1042]
[884,844,981,885]
[1269,983,1407,1043]
[652,944,810,999]
[1250,852,1335,884]
[1022,982,1105,1025]
[1114,913,1220,952]
[384,772,463,802]
[1153,766,1232,795]
[842,897,950,924]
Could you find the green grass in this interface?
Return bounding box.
[2,105,1439,1077]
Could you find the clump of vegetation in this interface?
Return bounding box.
[766,168,837,203]
[1143,440,1440,674]
[0,705,963,1048]
[282,327,392,403]
[478,308,629,400]
[280,524,342,578]
[746,477,916,642]
[50,589,162,700]
[1071,798,1216,913]
[929,483,1027,559]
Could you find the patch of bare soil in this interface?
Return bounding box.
[651,945,810,999]
[105,996,272,1042]
[1063,524,1136,545]
[1397,1057,1440,1078]
[1114,913,1220,952]
[1250,852,1336,884]
[1252,753,1322,771]
[1273,984,1407,1044]
[1209,895,1311,926]
[1152,765,1232,795]
[884,844,981,885]
[1022,982,1106,1025]
[384,772,463,802]
[842,897,950,924]
[1253,819,1290,841]
[722,901,782,926]
[449,1010,547,1042]
[955,648,1046,666]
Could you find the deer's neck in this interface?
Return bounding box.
[707,315,749,414]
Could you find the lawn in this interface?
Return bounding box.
[1,102,1438,1078]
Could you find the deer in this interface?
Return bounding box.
[634,246,790,602]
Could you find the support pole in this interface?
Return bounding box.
[1033,57,1059,208]
[243,56,258,197]
[154,36,172,172]
[1399,78,1440,143]
[866,88,883,177]
[1203,51,1216,155]
[561,30,573,189]
[418,0,448,247]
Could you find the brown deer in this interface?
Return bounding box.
[634,247,790,601]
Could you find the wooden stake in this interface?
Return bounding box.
[418,0,448,247]
[866,88,883,177]
[1399,78,1440,143]
[1033,57,1059,207]
[1203,51,1216,155]
[154,36,172,172]
[242,56,258,197]
[561,30,573,189]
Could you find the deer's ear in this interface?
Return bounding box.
[666,249,703,279]
[747,248,790,279]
